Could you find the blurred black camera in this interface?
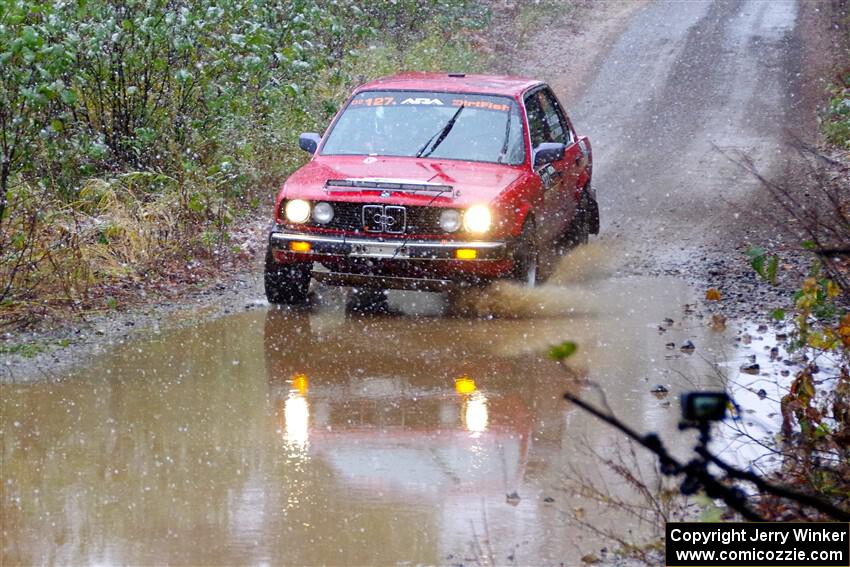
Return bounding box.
[680,392,729,423]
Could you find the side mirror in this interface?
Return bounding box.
[533,142,565,168]
[299,132,321,155]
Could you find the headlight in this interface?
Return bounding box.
[284,199,311,223]
[463,205,492,233]
[439,209,461,232]
[312,201,334,224]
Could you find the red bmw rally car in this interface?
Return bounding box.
[265,73,597,304]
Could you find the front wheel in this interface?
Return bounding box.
[264,246,310,305]
[512,220,539,287]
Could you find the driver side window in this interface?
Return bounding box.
[524,93,548,149]
[526,88,574,148]
[539,89,572,145]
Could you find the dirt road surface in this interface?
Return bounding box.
[2,1,808,564]
[581,0,800,267]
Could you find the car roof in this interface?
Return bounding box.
[353,73,544,97]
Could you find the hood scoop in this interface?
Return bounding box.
[325,178,456,197]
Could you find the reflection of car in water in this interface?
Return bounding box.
[263,308,537,497]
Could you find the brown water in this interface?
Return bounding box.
[1,257,734,565]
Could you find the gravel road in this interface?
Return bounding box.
[555,0,802,282]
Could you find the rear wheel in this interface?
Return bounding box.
[564,192,593,247]
[264,245,310,305]
[512,220,539,287]
[586,192,600,235]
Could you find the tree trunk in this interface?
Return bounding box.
[0,157,10,229]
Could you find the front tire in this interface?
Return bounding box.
[512,220,539,287]
[264,246,310,305]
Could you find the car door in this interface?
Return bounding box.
[538,88,581,238]
[524,88,571,244]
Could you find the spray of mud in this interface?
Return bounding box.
[450,242,622,319]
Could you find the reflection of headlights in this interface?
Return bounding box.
[285,199,311,223]
[463,205,492,233]
[464,392,489,433]
[284,392,310,447]
[312,202,334,224]
[439,209,461,232]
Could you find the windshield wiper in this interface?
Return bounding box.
[416,104,464,159]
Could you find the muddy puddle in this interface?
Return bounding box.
[3,250,764,565]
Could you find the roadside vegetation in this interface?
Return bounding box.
[747,115,850,518]
[746,249,849,512]
[822,72,850,149]
[0,0,489,328]
[740,57,850,516]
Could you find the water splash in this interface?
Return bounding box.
[451,243,621,318]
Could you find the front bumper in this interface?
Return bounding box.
[270,231,507,260]
[268,230,513,288]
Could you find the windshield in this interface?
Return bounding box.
[321,90,526,165]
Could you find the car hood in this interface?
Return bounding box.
[281,155,527,207]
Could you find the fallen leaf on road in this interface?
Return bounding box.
[705,288,722,301]
[710,314,727,331]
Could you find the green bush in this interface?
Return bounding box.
[0,0,490,318]
[822,73,850,148]
[0,0,488,203]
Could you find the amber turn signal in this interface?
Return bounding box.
[289,241,312,253]
[455,248,477,260]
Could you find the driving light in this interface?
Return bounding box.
[284,199,311,223]
[463,205,492,233]
[312,201,334,224]
[439,209,461,232]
